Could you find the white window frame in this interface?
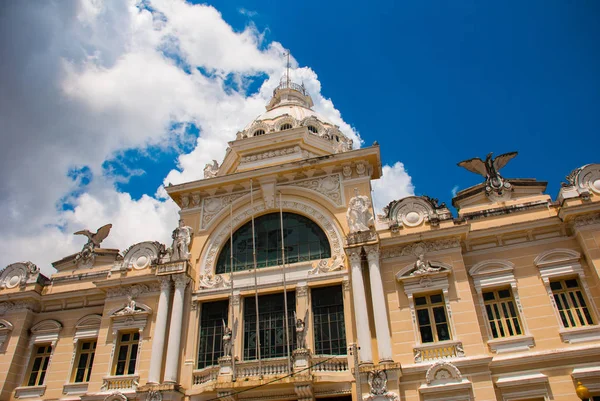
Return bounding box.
[396,260,464,362]
[63,314,101,395]
[469,259,534,353]
[101,301,152,393]
[15,319,62,399]
[534,248,600,343]
[0,318,13,353]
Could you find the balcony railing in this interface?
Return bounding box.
[237,358,289,378]
[413,341,465,363]
[312,356,349,373]
[101,374,139,392]
[193,366,219,385]
[273,81,308,96]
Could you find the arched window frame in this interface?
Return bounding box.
[199,197,345,281]
[534,248,600,343]
[469,260,534,353]
[215,212,332,274]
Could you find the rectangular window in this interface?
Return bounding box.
[244,292,296,360]
[415,293,451,343]
[312,285,347,355]
[483,288,523,338]
[73,340,96,382]
[197,300,229,369]
[113,332,139,376]
[26,344,52,386]
[550,278,595,328]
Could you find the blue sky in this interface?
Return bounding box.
[184,0,600,202]
[1,0,599,273]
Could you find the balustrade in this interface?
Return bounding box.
[101,374,139,392]
[312,356,349,372]
[237,358,289,378]
[413,341,464,363]
[193,366,219,385]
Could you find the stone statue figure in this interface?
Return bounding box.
[457,152,517,194]
[411,254,442,276]
[346,189,374,233]
[171,219,193,261]
[410,254,442,276]
[74,223,113,248]
[294,310,308,349]
[117,296,137,315]
[73,223,112,266]
[222,320,232,357]
[203,160,219,179]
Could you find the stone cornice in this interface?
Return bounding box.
[378,226,468,249]
[490,343,600,368]
[166,146,381,195]
[380,238,461,260]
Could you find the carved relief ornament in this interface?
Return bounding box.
[0,261,40,289]
[380,239,460,259]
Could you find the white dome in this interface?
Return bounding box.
[244,104,334,131]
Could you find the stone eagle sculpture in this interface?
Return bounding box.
[457,152,517,196]
[74,224,112,248]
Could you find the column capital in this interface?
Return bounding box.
[364,245,380,262]
[172,274,190,289]
[159,276,172,290]
[345,247,362,265]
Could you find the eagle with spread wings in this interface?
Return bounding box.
[74,224,113,248]
[457,152,517,184]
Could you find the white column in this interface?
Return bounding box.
[365,245,393,362]
[346,248,373,364]
[147,276,172,384]
[164,274,189,383]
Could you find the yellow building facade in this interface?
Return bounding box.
[1,79,599,401]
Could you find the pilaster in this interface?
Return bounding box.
[346,247,373,364]
[365,245,393,362]
[164,274,190,383]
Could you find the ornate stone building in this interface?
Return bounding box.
[1,78,600,401]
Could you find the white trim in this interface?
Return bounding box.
[533,249,600,338]
[0,318,13,352]
[494,372,549,401]
[487,335,535,354]
[62,382,88,395]
[572,364,600,392]
[18,319,62,389]
[468,260,532,348]
[14,385,46,399]
[559,325,600,343]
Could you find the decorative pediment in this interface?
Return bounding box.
[396,258,452,281]
[469,259,514,277]
[120,241,165,271]
[534,248,580,268]
[0,318,13,351]
[563,163,600,196]
[426,361,462,385]
[30,319,62,346]
[31,319,62,334]
[76,314,102,329]
[109,300,152,335]
[0,261,40,289]
[380,196,452,229]
[109,300,152,318]
[104,392,128,401]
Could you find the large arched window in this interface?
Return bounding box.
[216,212,331,274]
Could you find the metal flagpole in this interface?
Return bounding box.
[250,179,263,378]
[229,202,236,381]
[279,192,292,373]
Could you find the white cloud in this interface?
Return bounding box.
[371,162,415,213]
[0,0,405,277]
[451,185,459,197]
[238,8,258,18]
